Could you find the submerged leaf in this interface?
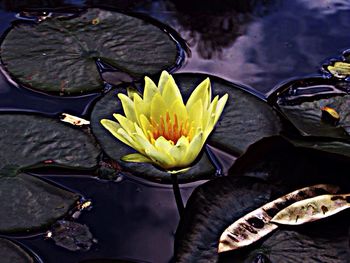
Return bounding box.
[218,184,340,253]
[0,238,34,263]
[271,193,350,225]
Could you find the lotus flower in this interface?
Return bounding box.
[101,71,228,172]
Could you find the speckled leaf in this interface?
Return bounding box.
[0,8,179,95]
[175,136,350,262]
[218,184,339,253]
[0,238,34,263]
[0,114,100,173]
[90,73,282,182]
[0,173,79,233]
[271,194,350,225]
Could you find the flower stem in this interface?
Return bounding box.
[171,173,184,216]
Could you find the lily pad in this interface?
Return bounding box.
[175,137,350,262]
[0,173,79,233]
[0,113,100,173]
[90,73,282,182]
[275,78,350,139]
[0,238,34,263]
[0,8,180,95]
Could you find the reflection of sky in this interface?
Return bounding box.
[134,0,350,94]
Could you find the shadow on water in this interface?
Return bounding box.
[0,1,350,262]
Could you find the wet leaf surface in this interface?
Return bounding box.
[0,113,100,173]
[0,8,179,95]
[0,173,79,233]
[91,73,282,182]
[0,238,34,263]
[175,136,350,262]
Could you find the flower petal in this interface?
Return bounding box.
[143,76,159,103]
[154,136,174,152]
[183,130,204,164]
[186,77,211,111]
[188,99,203,129]
[118,93,137,122]
[145,147,175,169]
[170,136,190,164]
[134,93,150,122]
[151,92,168,124]
[121,153,153,163]
[113,113,135,135]
[214,94,229,123]
[162,74,183,105]
[158,70,170,94]
[101,119,135,148]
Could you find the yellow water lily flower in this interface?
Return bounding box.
[101,71,228,171]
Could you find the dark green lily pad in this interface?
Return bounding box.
[0,113,100,174]
[0,238,34,263]
[0,8,179,95]
[226,228,349,263]
[90,73,282,182]
[175,137,350,262]
[0,173,79,233]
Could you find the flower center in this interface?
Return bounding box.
[148,112,193,144]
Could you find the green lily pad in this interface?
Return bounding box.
[175,137,350,262]
[0,173,79,233]
[90,73,282,182]
[0,8,179,95]
[0,113,100,173]
[0,238,34,263]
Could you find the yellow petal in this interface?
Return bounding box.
[121,153,153,163]
[170,136,190,164]
[145,147,174,169]
[186,77,211,111]
[126,86,141,100]
[134,93,150,122]
[188,99,203,129]
[139,114,152,137]
[184,130,204,164]
[143,76,159,103]
[158,70,170,93]
[161,74,183,105]
[154,136,174,152]
[113,113,135,134]
[118,93,137,122]
[100,119,134,148]
[214,94,229,123]
[150,92,168,124]
[169,99,188,124]
[203,95,219,130]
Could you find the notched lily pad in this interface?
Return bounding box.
[91,73,282,182]
[0,113,100,173]
[0,238,34,263]
[0,8,180,95]
[0,173,79,233]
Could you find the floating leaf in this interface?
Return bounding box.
[0,113,100,173]
[327,61,350,78]
[218,184,339,253]
[0,8,180,95]
[91,73,282,182]
[0,238,34,263]
[0,173,79,233]
[271,193,350,225]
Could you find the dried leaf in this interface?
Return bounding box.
[60,113,90,126]
[271,194,350,225]
[327,62,350,78]
[218,184,340,253]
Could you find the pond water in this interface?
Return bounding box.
[0,0,349,262]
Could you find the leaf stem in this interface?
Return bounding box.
[171,173,184,217]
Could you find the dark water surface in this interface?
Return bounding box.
[0,0,350,262]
